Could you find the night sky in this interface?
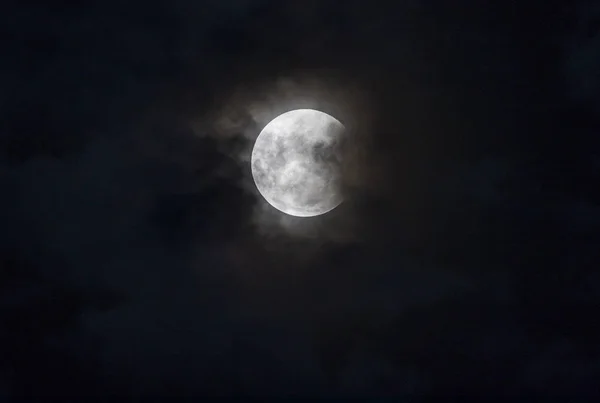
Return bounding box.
[1,0,600,399]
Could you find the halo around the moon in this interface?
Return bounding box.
[251,109,345,217]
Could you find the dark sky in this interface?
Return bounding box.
[1,0,600,399]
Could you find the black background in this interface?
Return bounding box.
[1,0,600,399]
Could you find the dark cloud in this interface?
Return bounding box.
[1,0,599,399]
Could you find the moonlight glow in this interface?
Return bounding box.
[251,109,345,217]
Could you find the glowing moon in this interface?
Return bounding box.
[251,109,345,217]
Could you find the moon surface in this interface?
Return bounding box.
[251,109,345,217]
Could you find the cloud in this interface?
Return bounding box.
[186,72,374,243]
[2,0,598,398]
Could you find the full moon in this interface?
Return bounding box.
[251,109,345,217]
